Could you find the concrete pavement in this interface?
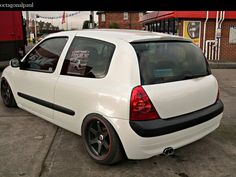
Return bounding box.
[0,69,236,177]
[0,102,58,177]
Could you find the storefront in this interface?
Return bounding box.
[140,11,236,62]
[144,17,179,35]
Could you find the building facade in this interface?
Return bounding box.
[140,11,236,62]
[97,11,145,30]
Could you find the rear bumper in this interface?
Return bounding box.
[130,100,224,137]
[108,113,223,160]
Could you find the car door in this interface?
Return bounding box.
[14,37,69,119]
[53,36,115,134]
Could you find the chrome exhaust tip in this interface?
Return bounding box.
[163,147,175,156]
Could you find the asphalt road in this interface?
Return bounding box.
[0,69,236,177]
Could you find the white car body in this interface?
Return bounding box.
[1,29,223,160]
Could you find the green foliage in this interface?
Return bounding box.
[109,22,120,29]
[82,20,90,29]
[37,20,59,35]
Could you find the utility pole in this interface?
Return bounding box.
[90,11,94,29]
[129,12,131,29]
[92,11,95,28]
[26,11,30,43]
[66,12,69,30]
[34,14,37,42]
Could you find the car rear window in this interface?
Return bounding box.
[131,41,211,85]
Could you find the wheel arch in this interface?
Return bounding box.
[81,113,118,136]
[81,113,127,158]
[1,75,18,105]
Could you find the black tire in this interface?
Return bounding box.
[82,114,124,165]
[1,78,17,107]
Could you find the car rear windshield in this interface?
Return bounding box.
[131,41,210,85]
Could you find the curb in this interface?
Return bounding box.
[209,62,236,69]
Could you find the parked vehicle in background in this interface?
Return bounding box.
[0,11,26,61]
[1,29,224,165]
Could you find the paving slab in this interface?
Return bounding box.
[40,125,236,177]
[0,100,32,117]
[210,62,236,69]
[0,115,57,177]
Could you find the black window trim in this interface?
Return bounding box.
[20,36,69,74]
[60,36,116,79]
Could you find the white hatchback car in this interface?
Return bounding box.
[1,29,224,164]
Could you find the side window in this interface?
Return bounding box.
[21,37,68,73]
[61,37,115,78]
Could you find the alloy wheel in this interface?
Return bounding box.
[86,120,111,158]
[1,79,11,105]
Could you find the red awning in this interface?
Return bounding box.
[140,11,236,23]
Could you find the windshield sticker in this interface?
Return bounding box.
[69,50,90,70]
[70,50,90,61]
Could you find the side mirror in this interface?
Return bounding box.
[10,58,20,68]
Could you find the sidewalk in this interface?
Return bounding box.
[209,62,236,69]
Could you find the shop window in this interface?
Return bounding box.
[101,14,105,22]
[124,12,128,20]
[156,21,160,32]
[152,23,156,31]
[148,24,151,31]
[160,21,164,32]
[174,19,179,35]
[229,26,236,44]
[139,12,143,21]
[165,20,169,34]
[151,23,154,31]
[169,19,175,34]
[145,25,148,31]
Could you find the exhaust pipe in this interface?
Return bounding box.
[163,147,175,156]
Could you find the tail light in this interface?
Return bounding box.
[130,86,159,121]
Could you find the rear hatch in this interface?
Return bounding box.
[131,41,218,119]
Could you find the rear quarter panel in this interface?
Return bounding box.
[53,39,141,135]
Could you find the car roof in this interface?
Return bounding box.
[49,29,192,43]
